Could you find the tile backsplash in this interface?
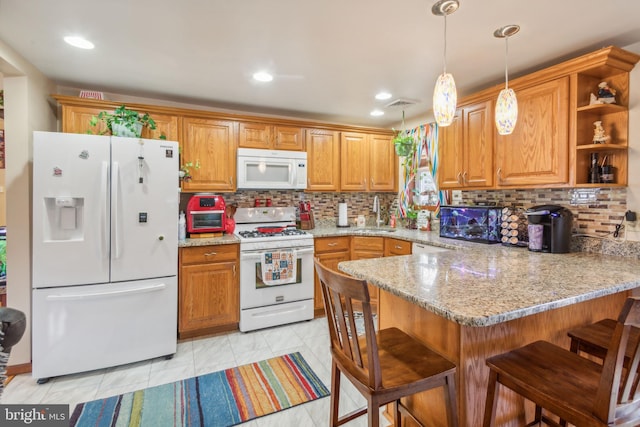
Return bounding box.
[180,187,626,236]
[180,191,398,226]
[459,187,627,237]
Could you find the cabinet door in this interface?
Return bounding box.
[496,77,570,187]
[369,134,396,191]
[438,115,464,189]
[314,250,350,313]
[238,122,271,149]
[62,105,109,134]
[340,132,369,191]
[306,129,340,191]
[274,126,304,151]
[463,100,494,188]
[182,118,237,192]
[141,113,180,142]
[179,261,239,333]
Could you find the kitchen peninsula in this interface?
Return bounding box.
[338,245,640,426]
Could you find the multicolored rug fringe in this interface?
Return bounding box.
[70,352,328,426]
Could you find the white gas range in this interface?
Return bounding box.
[234,207,314,332]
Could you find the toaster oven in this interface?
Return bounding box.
[186,194,226,233]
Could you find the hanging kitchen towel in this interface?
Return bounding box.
[261,250,297,286]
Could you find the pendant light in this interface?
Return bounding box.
[494,24,520,135]
[431,0,459,127]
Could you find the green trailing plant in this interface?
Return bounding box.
[88,105,165,139]
[392,110,415,157]
[179,160,200,182]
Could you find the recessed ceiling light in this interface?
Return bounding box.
[64,36,94,50]
[375,92,392,100]
[370,109,384,117]
[253,71,273,82]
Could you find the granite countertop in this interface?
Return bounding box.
[338,244,640,327]
[178,234,239,248]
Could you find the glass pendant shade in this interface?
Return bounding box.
[495,87,518,135]
[433,72,457,127]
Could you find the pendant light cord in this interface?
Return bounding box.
[504,37,509,89]
[443,14,448,74]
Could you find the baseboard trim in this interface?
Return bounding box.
[7,362,31,376]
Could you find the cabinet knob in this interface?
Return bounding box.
[328,242,338,247]
[394,245,402,249]
[232,265,237,276]
[456,172,462,184]
[204,252,217,256]
[462,171,468,184]
[496,168,502,182]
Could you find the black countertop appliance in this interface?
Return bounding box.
[525,205,573,253]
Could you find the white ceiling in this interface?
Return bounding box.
[1,0,640,128]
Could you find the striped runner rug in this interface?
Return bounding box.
[70,352,329,427]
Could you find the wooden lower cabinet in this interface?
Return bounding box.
[384,238,412,256]
[179,244,239,338]
[313,236,350,316]
[351,236,384,314]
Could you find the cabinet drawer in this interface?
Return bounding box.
[180,244,239,265]
[384,238,412,256]
[315,237,350,253]
[351,236,384,251]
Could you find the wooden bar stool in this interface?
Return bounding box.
[483,296,640,427]
[568,317,640,368]
[314,258,459,427]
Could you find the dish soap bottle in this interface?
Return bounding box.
[178,211,186,242]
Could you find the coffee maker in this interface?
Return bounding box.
[524,205,573,253]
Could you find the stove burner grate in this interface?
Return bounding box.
[238,228,309,239]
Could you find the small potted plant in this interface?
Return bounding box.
[89,105,161,138]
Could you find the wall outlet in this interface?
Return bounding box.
[627,221,639,232]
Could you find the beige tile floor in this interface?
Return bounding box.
[1,318,390,426]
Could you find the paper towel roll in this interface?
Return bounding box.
[337,202,348,227]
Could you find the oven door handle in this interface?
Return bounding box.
[240,247,314,260]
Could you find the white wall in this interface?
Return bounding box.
[0,38,56,366]
[623,41,640,241]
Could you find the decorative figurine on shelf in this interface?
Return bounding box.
[593,120,610,144]
[597,81,617,103]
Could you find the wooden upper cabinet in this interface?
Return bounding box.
[238,122,304,151]
[495,77,570,187]
[340,132,396,192]
[438,115,464,189]
[438,100,494,189]
[274,125,304,151]
[61,105,109,134]
[182,117,237,192]
[142,113,180,142]
[306,129,340,191]
[340,132,369,191]
[369,134,396,191]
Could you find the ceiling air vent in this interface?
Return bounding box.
[385,98,418,109]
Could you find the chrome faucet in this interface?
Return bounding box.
[373,196,382,227]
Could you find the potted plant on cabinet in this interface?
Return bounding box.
[88,105,163,138]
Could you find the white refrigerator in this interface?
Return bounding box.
[32,131,179,382]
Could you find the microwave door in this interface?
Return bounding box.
[242,159,293,189]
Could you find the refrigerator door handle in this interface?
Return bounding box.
[46,283,167,301]
[112,161,121,259]
[101,161,110,257]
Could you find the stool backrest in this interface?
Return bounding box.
[594,296,640,423]
[314,258,381,390]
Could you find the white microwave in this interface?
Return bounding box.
[237,148,307,190]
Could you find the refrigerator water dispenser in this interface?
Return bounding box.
[43,197,84,240]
